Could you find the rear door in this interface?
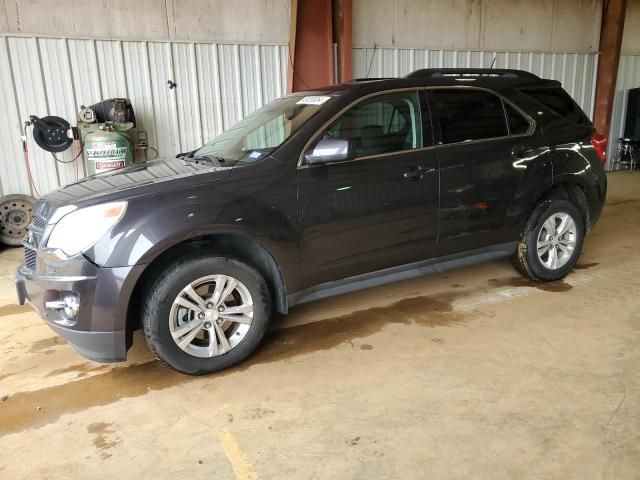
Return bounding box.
[430,87,550,255]
[297,90,439,288]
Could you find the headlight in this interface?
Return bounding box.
[46,202,127,257]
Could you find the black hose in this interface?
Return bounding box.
[51,142,84,163]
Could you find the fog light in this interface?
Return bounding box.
[62,294,80,318]
[45,292,80,318]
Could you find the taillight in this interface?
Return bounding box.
[591,133,607,164]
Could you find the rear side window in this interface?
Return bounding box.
[520,87,588,125]
[432,90,508,144]
[505,103,531,135]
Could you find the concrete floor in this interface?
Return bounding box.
[0,172,639,479]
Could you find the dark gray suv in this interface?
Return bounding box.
[16,69,607,375]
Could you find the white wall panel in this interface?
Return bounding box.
[195,43,224,144]
[172,42,203,152]
[122,41,157,153]
[608,55,640,167]
[67,39,103,105]
[218,44,245,131]
[8,36,60,196]
[38,38,82,186]
[0,38,29,197]
[96,40,128,99]
[353,48,598,117]
[147,41,181,158]
[0,35,288,197]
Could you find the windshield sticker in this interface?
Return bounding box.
[296,96,332,105]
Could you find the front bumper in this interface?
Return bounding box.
[15,250,138,362]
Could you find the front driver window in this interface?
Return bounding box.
[319,91,423,159]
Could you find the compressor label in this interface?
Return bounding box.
[86,143,128,172]
[95,160,126,170]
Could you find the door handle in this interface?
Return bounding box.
[403,166,434,180]
[511,145,536,159]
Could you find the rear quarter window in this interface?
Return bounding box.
[520,87,589,125]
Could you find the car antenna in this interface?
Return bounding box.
[490,56,496,70]
[366,44,378,79]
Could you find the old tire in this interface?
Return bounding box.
[512,199,585,282]
[0,194,35,246]
[142,255,272,375]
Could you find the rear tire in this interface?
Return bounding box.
[512,199,585,282]
[142,255,272,375]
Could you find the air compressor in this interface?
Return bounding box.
[29,98,149,176]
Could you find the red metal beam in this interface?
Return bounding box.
[290,0,334,92]
[593,0,628,136]
[336,0,353,82]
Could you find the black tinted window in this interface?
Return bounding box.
[521,87,588,125]
[505,103,531,135]
[432,90,508,144]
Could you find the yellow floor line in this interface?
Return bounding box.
[218,427,258,480]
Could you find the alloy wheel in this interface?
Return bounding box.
[536,212,577,270]
[169,275,254,358]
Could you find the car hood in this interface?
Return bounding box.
[35,157,232,221]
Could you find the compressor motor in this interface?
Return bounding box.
[29,98,148,176]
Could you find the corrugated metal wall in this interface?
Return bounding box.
[353,47,599,119]
[607,55,640,167]
[0,35,288,197]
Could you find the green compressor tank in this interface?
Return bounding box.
[81,123,134,176]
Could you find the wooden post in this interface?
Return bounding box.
[593,0,628,136]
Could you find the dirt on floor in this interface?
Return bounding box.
[0,172,639,479]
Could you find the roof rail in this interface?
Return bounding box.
[405,68,540,80]
[345,77,394,83]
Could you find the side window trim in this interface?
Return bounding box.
[298,88,426,167]
[297,85,536,169]
[419,90,436,149]
[425,86,536,148]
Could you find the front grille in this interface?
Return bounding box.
[31,215,47,230]
[22,214,47,273]
[24,246,37,271]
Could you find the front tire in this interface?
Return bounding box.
[512,199,585,281]
[142,255,272,375]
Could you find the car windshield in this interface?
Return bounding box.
[192,92,339,165]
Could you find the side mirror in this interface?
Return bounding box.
[304,138,351,165]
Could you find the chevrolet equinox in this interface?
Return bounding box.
[16,69,608,375]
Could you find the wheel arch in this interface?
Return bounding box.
[524,181,591,235]
[125,233,289,338]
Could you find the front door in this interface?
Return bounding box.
[297,90,439,288]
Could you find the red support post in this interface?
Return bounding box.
[593,0,628,136]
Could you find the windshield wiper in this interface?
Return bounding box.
[176,149,196,159]
[184,153,227,166]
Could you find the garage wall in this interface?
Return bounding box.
[608,55,640,166]
[352,0,602,122]
[608,0,640,166]
[353,49,598,117]
[353,0,602,52]
[0,0,290,43]
[0,0,290,197]
[621,0,640,55]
